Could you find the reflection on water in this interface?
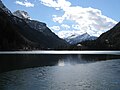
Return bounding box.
[0,54,120,90]
[0,54,120,73]
[58,60,65,66]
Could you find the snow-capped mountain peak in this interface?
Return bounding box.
[65,33,97,44]
[13,10,54,36]
[13,10,31,19]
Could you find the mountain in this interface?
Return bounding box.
[0,0,11,15]
[13,10,30,19]
[75,22,120,50]
[66,22,120,50]
[13,10,59,38]
[0,1,68,50]
[95,22,120,50]
[65,33,97,44]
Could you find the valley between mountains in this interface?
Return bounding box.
[0,0,120,50]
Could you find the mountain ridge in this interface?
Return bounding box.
[65,33,97,44]
[13,10,30,19]
[0,1,68,50]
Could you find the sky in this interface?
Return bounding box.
[2,0,120,38]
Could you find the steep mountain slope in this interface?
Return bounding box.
[76,22,120,50]
[0,0,11,14]
[0,1,68,50]
[66,22,120,50]
[0,8,33,50]
[13,10,65,43]
[65,33,97,44]
[95,22,120,50]
[13,10,68,48]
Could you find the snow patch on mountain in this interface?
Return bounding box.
[13,10,31,19]
[13,10,57,37]
[65,33,97,44]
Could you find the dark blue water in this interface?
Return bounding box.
[0,54,120,90]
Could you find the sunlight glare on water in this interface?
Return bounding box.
[0,54,120,90]
[58,60,65,67]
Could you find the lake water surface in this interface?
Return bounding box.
[0,53,120,90]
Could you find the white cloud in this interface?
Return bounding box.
[50,26,60,31]
[61,24,70,29]
[57,31,74,38]
[72,24,81,30]
[40,0,118,37]
[52,15,65,23]
[56,7,117,36]
[40,0,71,10]
[57,30,85,38]
[15,0,34,7]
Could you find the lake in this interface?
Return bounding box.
[0,52,120,90]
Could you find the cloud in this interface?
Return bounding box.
[52,15,65,23]
[57,31,74,38]
[50,26,60,31]
[57,30,85,38]
[40,0,71,10]
[54,6,117,36]
[15,0,34,7]
[40,0,118,38]
[61,24,70,29]
[72,24,81,30]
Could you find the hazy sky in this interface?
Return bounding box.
[2,0,120,38]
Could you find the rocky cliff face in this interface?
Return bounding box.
[13,10,30,19]
[0,1,68,50]
[13,10,53,36]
